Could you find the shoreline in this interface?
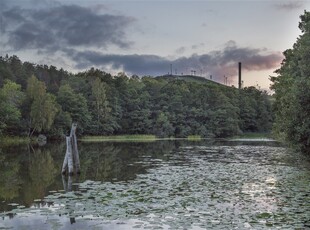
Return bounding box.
[0,132,273,145]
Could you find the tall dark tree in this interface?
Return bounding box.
[271,10,310,153]
[57,84,91,133]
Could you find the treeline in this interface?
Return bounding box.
[0,55,273,138]
[271,11,310,154]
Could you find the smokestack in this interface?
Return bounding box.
[238,62,242,89]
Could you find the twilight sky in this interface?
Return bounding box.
[1,0,309,89]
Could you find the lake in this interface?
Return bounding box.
[0,139,309,229]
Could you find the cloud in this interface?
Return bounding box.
[175,46,186,55]
[191,43,205,50]
[174,43,205,55]
[66,41,283,82]
[274,1,304,11]
[68,50,170,76]
[2,3,135,52]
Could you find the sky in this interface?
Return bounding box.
[1,0,310,90]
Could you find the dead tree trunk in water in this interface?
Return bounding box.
[70,124,80,173]
[61,123,80,175]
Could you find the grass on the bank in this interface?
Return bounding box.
[80,135,158,142]
[187,135,202,141]
[0,136,31,146]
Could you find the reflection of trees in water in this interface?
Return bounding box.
[0,140,180,212]
[23,148,57,206]
[0,139,206,209]
[78,141,177,182]
[0,151,22,201]
[0,142,66,210]
[0,145,27,212]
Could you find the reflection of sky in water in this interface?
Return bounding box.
[1,213,153,230]
[1,141,310,229]
[241,175,279,213]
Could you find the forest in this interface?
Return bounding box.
[0,55,273,139]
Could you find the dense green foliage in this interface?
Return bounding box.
[271,11,310,154]
[0,55,272,138]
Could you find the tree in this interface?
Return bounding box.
[154,112,174,137]
[238,90,257,132]
[210,92,240,137]
[90,77,111,134]
[0,80,24,134]
[57,84,91,133]
[119,77,152,134]
[239,87,272,133]
[26,75,59,136]
[9,55,27,88]
[271,10,310,153]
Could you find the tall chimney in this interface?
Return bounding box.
[238,62,242,89]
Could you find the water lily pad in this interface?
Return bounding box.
[256,212,272,219]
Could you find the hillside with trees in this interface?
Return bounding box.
[0,55,273,139]
[271,10,310,154]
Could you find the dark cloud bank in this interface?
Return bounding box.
[2,3,134,51]
[69,42,283,82]
[2,2,283,82]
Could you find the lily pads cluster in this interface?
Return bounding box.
[1,144,310,229]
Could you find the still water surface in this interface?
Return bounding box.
[0,139,309,229]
